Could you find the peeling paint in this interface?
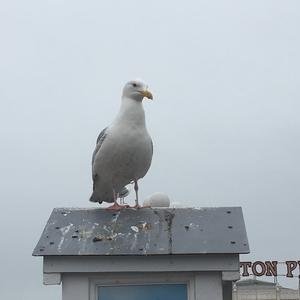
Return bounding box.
[57,223,73,252]
[131,226,139,233]
[130,232,138,250]
[60,223,73,234]
[61,211,71,217]
[111,212,120,223]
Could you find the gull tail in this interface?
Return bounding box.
[89,192,104,203]
[89,187,129,203]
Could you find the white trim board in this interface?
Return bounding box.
[44,254,239,273]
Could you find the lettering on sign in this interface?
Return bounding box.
[240,261,300,278]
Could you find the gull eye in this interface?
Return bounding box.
[132,83,137,88]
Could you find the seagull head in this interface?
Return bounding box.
[122,79,153,102]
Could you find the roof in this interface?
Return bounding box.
[32,206,249,256]
[237,279,277,287]
[237,279,298,292]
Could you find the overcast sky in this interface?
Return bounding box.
[1,0,300,299]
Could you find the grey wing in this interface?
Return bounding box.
[91,127,108,192]
[92,126,108,170]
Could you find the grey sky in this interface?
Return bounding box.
[1,0,300,299]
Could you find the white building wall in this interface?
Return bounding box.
[234,285,299,300]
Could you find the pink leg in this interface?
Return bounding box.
[106,190,129,210]
[129,180,142,209]
[106,202,129,210]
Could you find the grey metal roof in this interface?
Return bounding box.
[237,279,298,292]
[237,279,276,287]
[33,207,249,256]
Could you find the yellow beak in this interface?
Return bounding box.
[141,90,153,100]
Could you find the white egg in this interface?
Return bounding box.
[143,197,151,207]
[146,192,170,207]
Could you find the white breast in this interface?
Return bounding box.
[93,122,152,191]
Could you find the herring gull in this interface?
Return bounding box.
[90,79,153,209]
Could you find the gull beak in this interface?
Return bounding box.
[141,90,153,100]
